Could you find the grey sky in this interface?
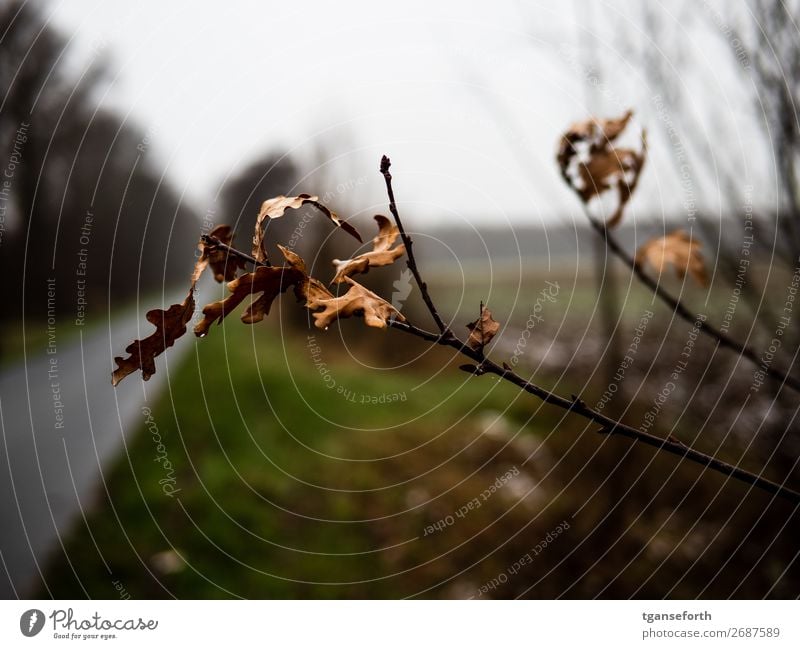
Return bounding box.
[45,0,768,226]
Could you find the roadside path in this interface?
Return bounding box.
[0,291,204,598]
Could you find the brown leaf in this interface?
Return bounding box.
[587,111,633,143]
[371,214,401,252]
[558,110,633,160]
[580,140,647,227]
[253,193,362,262]
[557,110,646,228]
[331,214,406,283]
[466,304,500,351]
[276,244,307,274]
[202,225,246,282]
[307,277,405,330]
[303,197,363,243]
[299,275,335,305]
[112,290,195,386]
[635,230,709,286]
[191,248,209,286]
[276,245,334,304]
[194,265,304,336]
[331,257,371,283]
[113,228,223,385]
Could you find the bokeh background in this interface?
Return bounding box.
[1,0,799,598]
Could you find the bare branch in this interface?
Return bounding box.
[582,210,800,394]
[387,317,800,504]
[201,234,270,268]
[380,156,454,339]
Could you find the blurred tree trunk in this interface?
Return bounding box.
[573,0,625,417]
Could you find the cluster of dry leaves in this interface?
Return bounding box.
[112,194,503,386]
[113,110,705,387]
[557,109,708,286]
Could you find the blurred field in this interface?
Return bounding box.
[38,264,800,598]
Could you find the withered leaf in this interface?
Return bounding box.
[201,225,246,282]
[276,243,307,274]
[635,230,709,286]
[331,214,406,283]
[113,229,220,385]
[253,193,362,262]
[307,276,405,330]
[276,244,334,304]
[112,290,195,386]
[371,214,402,252]
[299,275,335,305]
[331,257,370,283]
[579,140,647,227]
[191,249,209,286]
[557,111,633,172]
[194,265,305,336]
[466,304,500,351]
[560,110,633,146]
[557,110,646,228]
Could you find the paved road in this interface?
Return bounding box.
[0,292,202,598]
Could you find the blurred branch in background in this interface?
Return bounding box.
[616,0,800,483]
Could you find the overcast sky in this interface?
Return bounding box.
[43,0,767,228]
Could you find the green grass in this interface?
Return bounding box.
[41,319,573,598]
[39,274,800,599]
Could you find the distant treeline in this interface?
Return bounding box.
[0,0,198,323]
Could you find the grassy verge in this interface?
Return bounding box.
[40,291,800,598]
[41,320,573,598]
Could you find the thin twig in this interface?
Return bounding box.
[387,318,800,504]
[477,300,486,359]
[376,157,799,502]
[201,234,270,268]
[583,212,800,393]
[380,155,454,338]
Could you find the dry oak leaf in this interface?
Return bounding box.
[276,244,335,304]
[466,304,500,351]
[194,265,304,337]
[201,225,246,282]
[253,193,362,262]
[307,276,405,330]
[557,110,633,173]
[299,275,335,305]
[577,138,647,227]
[111,290,195,386]
[557,110,646,228]
[561,110,633,148]
[276,243,307,274]
[331,215,406,283]
[635,230,709,286]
